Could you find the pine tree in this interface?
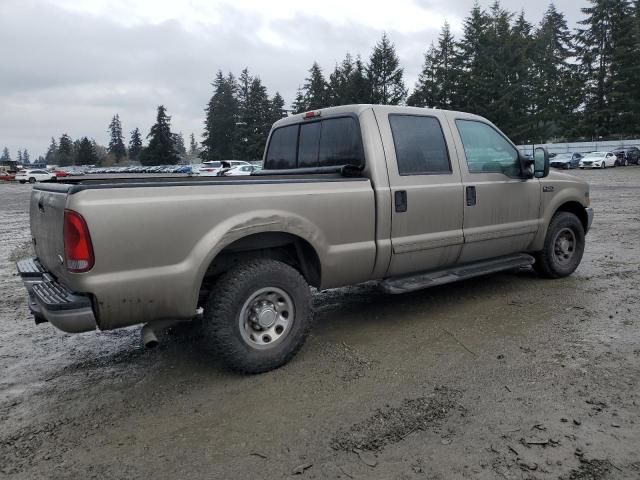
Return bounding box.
[303,62,328,110]
[291,87,306,114]
[234,68,253,159]
[201,71,238,161]
[349,56,372,103]
[22,149,30,164]
[17,150,23,163]
[189,133,199,155]
[45,137,57,164]
[140,105,179,165]
[173,132,187,155]
[367,33,406,105]
[407,43,438,107]
[77,137,98,165]
[1,147,10,162]
[244,76,272,160]
[128,128,143,161]
[328,53,355,106]
[269,92,287,126]
[108,114,127,161]
[532,4,580,141]
[58,134,74,166]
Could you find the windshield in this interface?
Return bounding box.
[554,154,572,160]
[584,152,607,158]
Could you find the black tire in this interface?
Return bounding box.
[202,259,313,374]
[534,212,585,279]
[19,180,25,184]
[28,177,36,183]
[602,162,606,169]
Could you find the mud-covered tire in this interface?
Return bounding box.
[534,212,585,279]
[203,259,313,374]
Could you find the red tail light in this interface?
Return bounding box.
[64,209,94,273]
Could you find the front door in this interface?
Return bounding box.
[375,109,464,277]
[449,117,541,263]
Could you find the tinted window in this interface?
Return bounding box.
[318,117,362,167]
[455,120,519,176]
[389,115,451,175]
[298,122,321,168]
[265,125,298,169]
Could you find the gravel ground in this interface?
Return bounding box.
[1,168,639,479]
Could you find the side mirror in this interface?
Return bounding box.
[534,147,550,178]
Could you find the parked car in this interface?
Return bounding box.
[550,152,583,169]
[17,104,593,374]
[579,152,617,169]
[612,147,640,166]
[53,169,69,178]
[223,164,261,176]
[14,169,55,183]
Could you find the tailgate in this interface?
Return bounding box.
[30,188,69,283]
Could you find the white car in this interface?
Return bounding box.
[224,164,261,176]
[579,152,617,169]
[197,160,253,176]
[15,169,55,183]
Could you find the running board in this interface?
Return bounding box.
[380,254,535,294]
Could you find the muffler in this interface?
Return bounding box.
[141,323,159,348]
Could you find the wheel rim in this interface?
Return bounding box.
[238,287,294,349]
[553,227,577,265]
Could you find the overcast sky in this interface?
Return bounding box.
[0,0,582,159]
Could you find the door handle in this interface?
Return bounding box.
[466,186,477,206]
[395,190,407,212]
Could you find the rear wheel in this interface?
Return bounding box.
[28,177,36,183]
[202,259,313,373]
[534,212,585,279]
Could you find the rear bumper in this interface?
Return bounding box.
[16,258,97,333]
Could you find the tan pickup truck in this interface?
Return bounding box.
[17,105,593,373]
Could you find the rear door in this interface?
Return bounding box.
[449,116,541,263]
[375,109,464,276]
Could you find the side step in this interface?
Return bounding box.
[381,254,535,294]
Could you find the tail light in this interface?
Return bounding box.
[64,209,94,272]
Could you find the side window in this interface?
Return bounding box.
[298,122,321,168]
[264,125,298,169]
[389,115,451,175]
[455,120,519,175]
[318,117,362,167]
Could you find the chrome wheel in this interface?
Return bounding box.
[239,287,294,349]
[553,227,576,265]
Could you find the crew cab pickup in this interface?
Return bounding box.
[17,105,593,373]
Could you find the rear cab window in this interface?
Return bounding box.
[264,116,363,170]
[389,115,451,175]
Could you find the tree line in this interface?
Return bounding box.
[3,0,638,166]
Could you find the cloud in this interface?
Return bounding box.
[0,0,583,158]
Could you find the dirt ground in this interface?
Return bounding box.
[1,168,639,480]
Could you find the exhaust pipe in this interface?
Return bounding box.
[141,323,159,348]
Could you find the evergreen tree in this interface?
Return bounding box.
[407,43,438,107]
[140,105,179,165]
[76,137,98,165]
[23,149,30,164]
[303,62,328,110]
[367,33,406,105]
[17,150,23,163]
[57,134,74,166]
[291,87,306,114]
[173,132,187,155]
[1,147,10,162]
[349,56,372,103]
[328,53,355,106]
[532,4,580,141]
[108,114,127,161]
[244,76,272,160]
[189,133,199,155]
[45,137,57,164]
[234,68,253,159]
[128,128,143,161]
[269,92,287,126]
[201,71,238,160]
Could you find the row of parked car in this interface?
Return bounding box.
[2,160,264,184]
[549,147,640,170]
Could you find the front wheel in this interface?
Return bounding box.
[602,162,606,169]
[202,259,313,373]
[28,177,36,183]
[534,212,585,279]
